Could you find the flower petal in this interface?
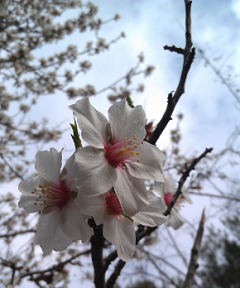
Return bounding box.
[52,226,72,252]
[36,208,71,254]
[60,200,93,242]
[162,174,176,193]
[35,148,62,184]
[153,181,164,198]
[72,146,116,196]
[167,208,184,230]
[126,142,165,182]
[132,191,167,227]
[108,99,146,142]
[103,214,135,261]
[69,97,109,149]
[18,176,46,212]
[76,193,105,226]
[114,168,149,217]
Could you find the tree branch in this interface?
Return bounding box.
[182,208,206,288]
[88,218,106,288]
[0,229,36,238]
[106,259,126,288]
[136,147,213,243]
[20,249,91,278]
[148,0,195,145]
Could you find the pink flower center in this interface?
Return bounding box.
[163,193,173,207]
[31,180,76,209]
[104,135,143,168]
[105,192,123,215]
[164,192,183,207]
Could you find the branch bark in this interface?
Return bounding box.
[148,0,195,145]
[88,218,106,288]
[182,208,206,288]
[136,148,213,243]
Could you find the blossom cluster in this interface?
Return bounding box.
[18,97,190,261]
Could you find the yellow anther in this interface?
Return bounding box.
[34,203,37,205]
[134,144,137,148]
[36,199,39,201]
[39,184,43,188]
[136,152,139,155]
[31,191,35,194]
[141,141,143,144]
[48,181,51,185]
[137,160,140,163]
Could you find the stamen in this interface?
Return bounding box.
[104,135,143,167]
[31,180,73,209]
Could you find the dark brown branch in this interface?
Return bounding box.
[148,0,194,145]
[104,250,118,272]
[0,229,36,238]
[105,147,212,288]
[20,249,91,278]
[182,209,205,288]
[136,147,213,243]
[164,147,213,216]
[106,259,126,288]
[164,45,184,55]
[88,218,106,288]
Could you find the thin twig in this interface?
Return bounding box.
[136,148,213,243]
[106,259,126,288]
[148,0,195,145]
[20,249,91,278]
[182,209,206,288]
[104,250,118,272]
[0,229,36,238]
[165,226,188,267]
[189,191,240,202]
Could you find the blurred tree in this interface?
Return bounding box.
[200,211,240,288]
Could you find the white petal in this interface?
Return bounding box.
[163,174,176,193]
[52,226,72,252]
[103,214,135,261]
[36,208,71,254]
[35,148,62,184]
[126,142,165,181]
[69,97,109,149]
[18,175,43,195]
[132,192,167,227]
[108,99,146,142]
[18,196,42,213]
[18,176,46,212]
[72,146,116,196]
[60,200,93,242]
[60,151,75,182]
[153,181,165,198]
[167,208,184,230]
[114,168,149,217]
[76,193,105,226]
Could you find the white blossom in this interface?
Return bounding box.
[69,97,165,217]
[18,148,93,253]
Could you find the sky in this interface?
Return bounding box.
[2,0,240,286]
[31,0,240,154]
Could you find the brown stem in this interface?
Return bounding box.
[182,209,206,288]
[148,0,194,145]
